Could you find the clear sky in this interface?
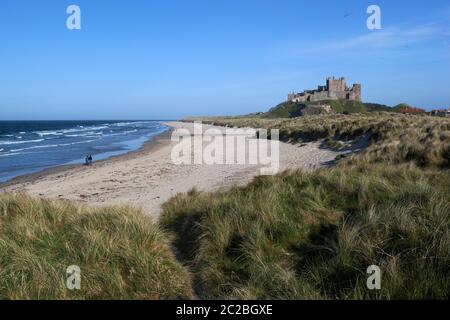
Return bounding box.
[1,0,449,120]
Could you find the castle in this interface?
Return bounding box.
[288,77,361,103]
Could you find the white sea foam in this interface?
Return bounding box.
[10,139,97,153]
[102,129,138,137]
[10,144,59,152]
[35,131,63,137]
[32,122,150,138]
[57,140,97,147]
[112,121,150,127]
[0,139,45,145]
[0,153,21,157]
[61,126,108,133]
[65,131,102,137]
[34,125,109,137]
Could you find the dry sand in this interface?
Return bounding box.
[1,122,349,220]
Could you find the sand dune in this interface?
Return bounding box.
[2,122,345,220]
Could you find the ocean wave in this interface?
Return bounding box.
[65,131,103,137]
[34,125,109,137]
[0,139,45,145]
[10,144,59,152]
[101,129,138,137]
[0,152,21,157]
[111,121,151,127]
[34,131,64,137]
[10,139,97,153]
[58,139,97,147]
[31,122,151,138]
[65,126,108,133]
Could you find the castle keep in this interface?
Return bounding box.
[288,77,361,103]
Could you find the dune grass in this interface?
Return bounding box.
[0,194,193,300]
[187,112,450,168]
[159,113,450,299]
[160,163,450,299]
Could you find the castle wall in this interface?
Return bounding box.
[307,91,328,102]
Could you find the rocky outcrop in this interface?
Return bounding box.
[301,104,334,116]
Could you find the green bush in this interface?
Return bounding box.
[263,101,305,118]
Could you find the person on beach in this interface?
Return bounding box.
[84,155,93,166]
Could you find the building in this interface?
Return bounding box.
[288,77,361,103]
[399,106,426,114]
[431,108,450,117]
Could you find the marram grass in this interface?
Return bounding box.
[161,164,450,299]
[0,194,193,300]
[163,113,450,299]
[187,112,450,168]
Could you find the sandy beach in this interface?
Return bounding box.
[1,121,346,220]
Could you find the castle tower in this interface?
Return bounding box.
[327,77,346,98]
[351,83,362,101]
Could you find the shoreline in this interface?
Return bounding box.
[0,124,174,188]
[1,121,347,219]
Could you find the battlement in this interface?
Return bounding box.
[288,77,361,103]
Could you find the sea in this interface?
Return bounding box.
[0,120,169,183]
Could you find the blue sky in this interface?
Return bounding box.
[0,0,449,120]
